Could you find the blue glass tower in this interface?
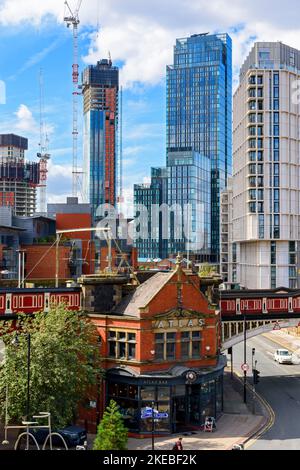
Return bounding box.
[167,33,232,262]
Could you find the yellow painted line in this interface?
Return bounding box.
[244,391,275,449]
[233,369,275,449]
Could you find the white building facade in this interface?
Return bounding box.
[232,42,300,289]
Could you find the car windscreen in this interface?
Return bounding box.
[279,351,290,355]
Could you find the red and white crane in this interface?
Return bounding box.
[37,68,50,215]
[64,0,83,198]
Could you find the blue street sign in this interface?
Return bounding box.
[141,411,169,419]
[156,412,169,419]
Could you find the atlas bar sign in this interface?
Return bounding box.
[154,318,205,329]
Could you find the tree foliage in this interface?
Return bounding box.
[0,304,102,428]
[199,263,218,277]
[93,400,128,450]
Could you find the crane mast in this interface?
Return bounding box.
[37,68,50,215]
[64,0,83,198]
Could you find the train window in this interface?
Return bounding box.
[69,295,73,307]
[38,295,43,308]
[0,296,3,309]
[13,296,18,309]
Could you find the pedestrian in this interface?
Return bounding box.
[172,437,183,451]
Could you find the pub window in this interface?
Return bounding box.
[166,332,176,360]
[180,331,202,359]
[192,331,202,358]
[108,330,136,361]
[155,332,176,361]
[181,331,190,358]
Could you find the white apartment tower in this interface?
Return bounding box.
[232,42,300,289]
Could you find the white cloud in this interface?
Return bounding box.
[2,0,300,87]
[14,104,38,132]
[46,160,73,203]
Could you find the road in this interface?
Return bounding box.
[231,334,300,450]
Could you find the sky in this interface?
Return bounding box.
[1,0,300,213]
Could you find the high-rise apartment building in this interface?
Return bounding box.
[167,33,232,262]
[0,134,40,216]
[82,59,119,221]
[220,177,233,283]
[232,42,300,288]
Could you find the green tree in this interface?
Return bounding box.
[93,400,128,450]
[199,263,218,277]
[0,304,102,428]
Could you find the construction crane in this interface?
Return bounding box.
[64,0,83,199]
[37,68,50,215]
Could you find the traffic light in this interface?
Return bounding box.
[253,369,260,384]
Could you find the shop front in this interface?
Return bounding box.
[105,356,226,435]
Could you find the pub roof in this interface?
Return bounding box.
[112,270,175,317]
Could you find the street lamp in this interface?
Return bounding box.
[243,312,247,403]
[252,348,256,414]
[151,401,155,451]
[12,333,31,420]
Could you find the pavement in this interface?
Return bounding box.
[126,371,268,451]
[263,329,300,356]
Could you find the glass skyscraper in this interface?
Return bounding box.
[82,59,119,222]
[134,167,168,259]
[167,33,232,262]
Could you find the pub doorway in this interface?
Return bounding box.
[172,396,187,432]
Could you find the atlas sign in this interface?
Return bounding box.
[154,318,205,329]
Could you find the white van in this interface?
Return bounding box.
[274,349,293,364]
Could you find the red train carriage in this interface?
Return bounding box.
[220,287,300,316]
[0,288,82,317]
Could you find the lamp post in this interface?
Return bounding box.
[12,333,31,420]
[26,333,31,420]
[243,313,247,403]
[251,348,255,414]
[17,249,26,288]
[151,401,155,451]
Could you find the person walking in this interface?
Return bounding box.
[172,437,183,451]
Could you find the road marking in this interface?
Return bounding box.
[233,369,275,450]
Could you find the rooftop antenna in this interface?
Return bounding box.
[64,0,83,199]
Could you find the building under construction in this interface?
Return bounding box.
[82,59,119,221]
[0,134,40,216]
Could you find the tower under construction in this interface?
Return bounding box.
[82,59,119,221]
[0,134,40,216]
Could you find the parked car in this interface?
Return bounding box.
[274,349,293,364]
[29,425,87,448]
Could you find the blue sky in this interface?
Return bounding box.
[0,0,300,212]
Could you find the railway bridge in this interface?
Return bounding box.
[220,286,300,350]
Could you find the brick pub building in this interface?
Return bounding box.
[80,257,226,435]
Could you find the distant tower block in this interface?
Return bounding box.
[0,134,40,216]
